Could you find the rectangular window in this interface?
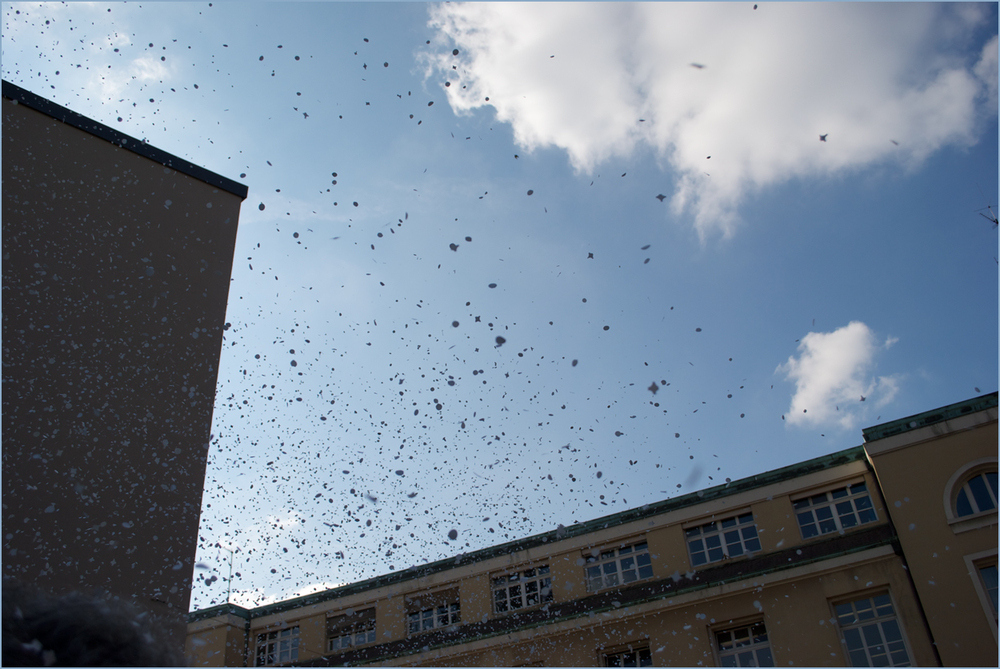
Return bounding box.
[978,562,998,621]
[834,593,911,667]
[327,608,376,653]
[255,626,299,667]
[794,482,877,539]
[716,621,774,667]
[603,647,652,667]
[686,513,762,567]
[493,565,553,613]
[585,541,654,592]
[407,602,460,635]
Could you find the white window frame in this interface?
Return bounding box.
[793,480,877,539]
[714,620,774,667]
[492,564,553,613]
[832,592,912,667]
[406,601,460,635]
[327,608,377,653]
[254,626,299,667]
[601,645,652,667]
[685,511,762,567]
[944,459,999,536]
[584,540,654,592]
[963,548,999,643]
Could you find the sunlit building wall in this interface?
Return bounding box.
[186,393,997,666]
[2,81,247,646]
[863,393,998,666]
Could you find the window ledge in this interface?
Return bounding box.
[693,552,757,570]
[948,510,997,534]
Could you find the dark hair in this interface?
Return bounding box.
[2,579,184,666]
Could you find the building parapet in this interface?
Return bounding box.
[2,80,248,200]
[188,445,867,623]
[862,391,998,443]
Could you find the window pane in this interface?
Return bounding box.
[815,506,834,521]
[836,603,856,625]
[756,647,775,667]
[980,564,998,614]
[969,475,996,512]
[872,594,893,616]
[855,599,876,621]
[956,488,974,517]
[819,517,838,533]
[986,471,998,498]
[848,648,869,667]
[880,619,902,643]
[843,627,864,651]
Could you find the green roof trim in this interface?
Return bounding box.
[2,80,248,200]
[188,444,866,623]
[188,602,253,624]
[862,392,998,443]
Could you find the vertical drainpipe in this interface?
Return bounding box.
[862,447,944,667]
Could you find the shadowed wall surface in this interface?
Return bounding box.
[2,82,245,646]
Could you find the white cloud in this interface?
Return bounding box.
[425,3,996,239]
[776,321,900,430]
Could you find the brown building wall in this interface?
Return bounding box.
[3,84,245,648]
[187,616,251,667]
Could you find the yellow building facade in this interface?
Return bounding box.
[187,393,997,666]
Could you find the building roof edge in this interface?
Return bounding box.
[187,444,867,622]
[862,392,998,443]
[2,80,248,200]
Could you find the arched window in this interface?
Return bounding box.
[956,471,998,517]
[945,458,999,529]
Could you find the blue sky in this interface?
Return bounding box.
[3,2,996,612]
